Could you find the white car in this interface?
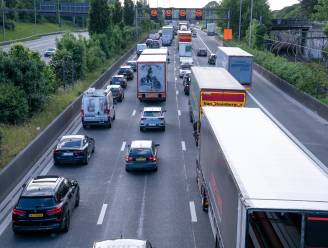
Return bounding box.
[179,63,192,78]
[44,48,56,57]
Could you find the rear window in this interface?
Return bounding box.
[129,148,153,157]
[112,77,122,82]
[110,88,120,93]
[144,111,162,117]
[17,197,56,209]
[181,64,191,69]
[59,139,82,148]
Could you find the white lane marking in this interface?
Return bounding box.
[175,76,177,81]
[181,141,186,151]
[137,177,147,238]
[120,141,126,151]
[189,201,197,223]
[176,90,179,95]
[97,204,108,225]
[198,33,213,54]
[132,109,136,116]
[178,110,181,116]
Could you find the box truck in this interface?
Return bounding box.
[179,42,192,57]
[189,67,246,130]
[141,48,170,63]
[137,54,167,101]
[178,30,192,42]
[216,47,253,89]
[198,106,328,248]
[161,25,174,46]
[207,23,216,36]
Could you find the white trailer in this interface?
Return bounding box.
[161,25,174,46]
[141,48,170,63]
[207,23,216,36]
[178,42,192,57]
[198,106,328,247]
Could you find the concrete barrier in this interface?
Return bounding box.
[254,63,328,121]
[0,44,137,202]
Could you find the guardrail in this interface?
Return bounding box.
[0,41,139,202]
[254,63,328,121]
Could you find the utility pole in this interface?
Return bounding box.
[227,10,230,29]
[2,0,5,41]
[57,0,61,27]
[135,4,138,41]
[238,0,242,41]
[248,0,254,47]
[34,0,37,34]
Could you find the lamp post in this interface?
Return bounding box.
[238,0,242,41]
[248,0,253,47]
[2,0,5,41]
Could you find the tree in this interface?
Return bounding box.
[88,0,111,34]
[123,0,135,26]
[50,49,75,88]
[312,0,328,21]
[246,19,268,49]
[299,0,318,17]
[111,0,123,25]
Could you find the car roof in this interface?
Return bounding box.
[120,65,132,69]
[130,140,153,149]
[93,239,147,248]
[112,75,124,78]
[143,107,162,112]
[127,60,136,63]
[22,176,62,197]
[60,135,85,141]
[107,85,121,89]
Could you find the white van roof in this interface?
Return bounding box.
[93,239,146,248]
[84,88,105,97]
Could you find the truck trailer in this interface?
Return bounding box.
[137,54,167,101]
[179,42,192,57]
[189,67,246,130]
[198,106,328,248]
[216,47,253,89]
[141,48,170,63]
[178,30,192,42]
[161,25,174,46]
[207,23,216,36]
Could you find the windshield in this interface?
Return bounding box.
[17,197,56,209]
[143,111,162,117]
[59,139,82,149]
[112,77,122,83]
[181,64,191,69]
[129,148,152,157]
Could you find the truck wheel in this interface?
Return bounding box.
[189,113,193,123]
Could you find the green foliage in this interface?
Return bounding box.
[111,0,123,25]
[312,0,328,21]
[50,49,75,88]
[300,0,318,18]
[85,38,106,72]
[88,0,111,34]
[246,19,268,49]
[123,0,135,26]
[272,4,304,19]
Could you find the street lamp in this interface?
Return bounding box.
[238,0,242,41]
[2,0,5,41]
[248,0,254,47]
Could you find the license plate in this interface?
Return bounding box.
[63,152,73,156]
[136,157,146,162]
[29,213,44,218]
[149,123,156,126]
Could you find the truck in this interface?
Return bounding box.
[179,21,189,30]
[137,54,167,101]
[207,23,216,36]
[198,106,328,248]
[178,30,192,42]
[216,46,253,89]
[161,25,174,46]
[178,42,192,57]
[189,67,246,130]
[141,48,170,63]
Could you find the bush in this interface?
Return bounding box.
[85,38,106,72]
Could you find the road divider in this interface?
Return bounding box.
[178,110,181,116]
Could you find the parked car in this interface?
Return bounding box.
[145,39,153,48]
[197,48,207,57]
[93,239,153,248]
[81,88,115,128]
[53,135,95,165]
[179,63,192,78]
[12,176,79,234]
[110,75,127,88]
[126,60,137,72]
[106,85,124,103]
[44,48,56,57]
[118,66,134,80]
[208,53,217,65]
[139,107,166,131]
[125,140,160,172]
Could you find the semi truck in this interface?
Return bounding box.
[179,42,192,57]
[189,67,246,130]
[161,25,174,46]
[207,23,216,36]
[137,54,167,101]
[178,30,192,42]
[141,48,170,63]
[198,106,328,248]
[216,46,253,89]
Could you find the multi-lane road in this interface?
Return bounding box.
[0,28,327,247]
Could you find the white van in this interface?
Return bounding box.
[93,239,153,248]
[81,88,115,128]
[136,43,147,56]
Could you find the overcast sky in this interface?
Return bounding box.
[147,0,300,11]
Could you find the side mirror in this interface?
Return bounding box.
[70,180,78,187]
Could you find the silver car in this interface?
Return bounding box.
[139,107,166,131]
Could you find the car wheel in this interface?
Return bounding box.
[92,145,95,153]
[153,166,158,172]
[75,191,80,208]
[83,153,89,165]
[82,124,87,129]
[125,167,130,172]
[62,213,70,233]
[113,111,116,121]
[162,126,165,131]
[140,127,144,132]
[107,121,112,128]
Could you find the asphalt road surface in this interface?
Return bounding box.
[0,29,327,247]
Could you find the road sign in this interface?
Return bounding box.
[195,9,202,21]
[165,8,172,20]
[179,9,186,20]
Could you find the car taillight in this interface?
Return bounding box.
[159,117,164,121]
[47,206,63,215]
[74,150,84,156]
[126,156,134,162]
[53,149,60,155]
[141,117,145,121]
[80,109,84,117]
[12,208,26,217]
[104,108,110,114]
[148,156,156,161]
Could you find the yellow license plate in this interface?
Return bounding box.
[136,157,146,161]
[29,213,44,218]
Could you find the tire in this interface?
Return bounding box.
[153,166,158,172]
[113,112,116,121]
[62,213,70,233]
[125,167,130,172]
[75,191,80,208]
[83,152,89,165]
[107,121,112,129]
[140,127,144,132]
[189,112,193,123]
[92,145,95,153]
[162,126,165,132]
[82,124,87,129]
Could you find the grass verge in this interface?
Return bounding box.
[0,22,81,42]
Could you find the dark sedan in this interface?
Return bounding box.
[110,75,127,88]
[197,48,208,57]
[53,135,95,165]
[118,66,134,80]
[126,60,137,72]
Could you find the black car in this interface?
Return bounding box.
[152,40,161,48]
[110,75,127,88]
[12,176,79,234]
[146,39,153,48]
[106,85,124,103]
[197,48,207,57]
[118,66,134,80]
[208,54,217,65]
[126,60,137,72]
[53,135,95,165]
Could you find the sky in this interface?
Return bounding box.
[147,0,300,11]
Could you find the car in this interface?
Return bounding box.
[44,48,56,57]
[140,107,166,131]
[53,135,95,165]
[192,32,197,37]
[126,60,137,72]
[208,53,217,65]
[106,85,124,103]
[125,140,160,172]
[12,175,79,234]
[179,63,192,78]
[151,40,161,48]
[118,66,134,80]
[183,74,191,96]
[110,75,127,88]
[197,48,207,57]
[93,239,153,248]
[145,39,153,48]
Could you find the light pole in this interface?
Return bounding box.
[248,0,254,47]
[2,0,5,41]
[34,0,37,34]
[238,0,242,41]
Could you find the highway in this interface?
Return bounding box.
[0,28,327,247]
